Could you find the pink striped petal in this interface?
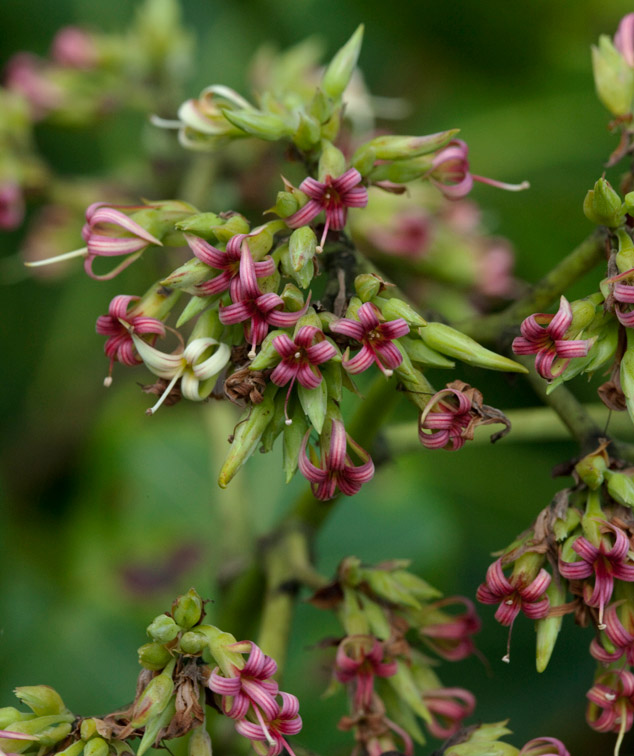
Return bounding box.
[332,168,362,194]
[374,340,403,369]
[520,314,551,342]
[89,207,162,245]
[343,345,375,373]
[520,569,551,602]
[219,301,253,325]
[272,334,297,359]
[294,325,320,348]
[379,319,410,339]
[342,186,368,207]
[554,339,589,358]
[328,420,348,470]
[548,297,573,339]
[357,302,380,330]
[185,234,227,268]
[330,319,365,340]
[87,234,150,256]
[297,362,321,389]
[305,340,336,364]
[522,597,550,619]
[285,199,322,228]
[512,336,541,355]
[534,349,557,380]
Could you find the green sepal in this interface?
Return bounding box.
[358,593,392,641]
[293,111,321,151]
[0,708,34,729]
[386,660,432,723]
[374,297,426,327]
[128,661,175,728]
[354,129,459,161]
[260,391,287,453]
[176,296,217,328]
[339,586,369,636]
[283,404,308,482]
[209,215,251,243]
[592,35,634,117]
[377,680,426,745]
[615,227,634,272]
[222,109,290,141]
[298,380,327,433]
[249,330,286,370]
[161,258,213,289]
[55,740,85,756]
[583,177,625,227]
[323,360,343,402]
[318,141,346,182]
[194,625,243,674]
[187,725,212,756]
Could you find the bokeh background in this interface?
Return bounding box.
[2,0,634,754]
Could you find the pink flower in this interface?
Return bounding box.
[330,302,409,377]
[0,182,25,230]
[82,203,163,280]
[587,669,634,752]
[209,641,280,724]
[418,388,474,451]
[426,139,529,200]
[4,53,63,119]
[519,737,570,756]
[591,602,634,665]
[367,211,431,258]
[421,687,475,739]
[512,295,590,381]
[219,246,308,358]
[418,596,481,661]
[298,419,374,501]
[559,522,634,628]
[51,27,97,69]
[234,692,302,756]
[270,326,337,424]
[607,268,634,327]
[95,294,166,386]
[334,635,397,711]
[185,233,275,299]
[285,168,368,250]
[615,14,634,68]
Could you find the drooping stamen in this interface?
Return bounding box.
[473,175,531,192]
[149,114,182,129]
[253,704,276,747]
[284,378,295,425]
[502,617,515,663]
[145,372,182,415]
[614,700,628,756]
[316,215,331,254]
[24,245,88,267]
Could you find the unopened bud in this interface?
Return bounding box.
[188,726,212,756]
[179,631,207,655]
[354,274,382,302]
[190,308,223,341]
[351,144,376,176]
[592,35,634,116]
[536,581,567,673]
[293,112,321,151]
[318,141,346,183]
[280,283,306,312]
[289,226,317,272]
[387,660,432,723]
[569,294,602,331]
[606,469,634,508]
[374,297,426,327]
[583,178,625,227]
[575,448,608,489]
[340,586,369,636]
[0,708,31,728]
[175,213,223,240]
[274,192,299,218]
[356,129,459,161]
[249,330,286,370]
[161,258,212,289]
[83,737,109,756]
[322,24,364,99]
[80,719,98,741]
[14,687,68,717]
[129,663,175,729]
[420,323,528,373]
[147,614,180,643]
[176,295,214,328]
[400,336,455,369]
[56,740,85,756]
[173,589,203,629]
[223,109,289,141]
[615,227,634,272]
[208,215,251,243]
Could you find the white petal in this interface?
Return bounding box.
[193,342,231,380]
[132,334,184,378]
[180,371,203,401]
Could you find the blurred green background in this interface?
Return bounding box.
[2,0,634,754]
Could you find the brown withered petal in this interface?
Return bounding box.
[164,677,204,740]
[140,378,182,407]
[308,580,344,610]
[598,379,628,411]
[224,367,269,406]
[445,379,511,443]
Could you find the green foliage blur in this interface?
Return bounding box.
[2,1,634,754]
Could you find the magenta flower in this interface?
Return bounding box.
[270,326,337,424]
[426,139,529,200]
[512,295,591,381]
[419,596,481,661]
[209,641,280,724]
[607,268,634,327]
[81,203,163,280]
[334,635,397,711]
[476,559,550,661]
[418,388,474,451]
[185,233,275,300]
[285,168,368,250]
[421,687,475,739]
[615,14,634,67]
[4,53,63,119]
[587,669,634,751]
[0,182,25,230]
[51,27,97,68]
[298,419,374,501]
[519,737,570,756]
[330,302,409,377]
[591,602,634,665]
[219,246,308,358]
[95,294,166,386]
[559,522,634,628]
[234,692,302,756]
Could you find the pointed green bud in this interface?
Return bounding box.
[136,696,176,756]
[173,588,203,629]
[358,594,392,641]
[351,144,376,176]
[56,740,86,756]
[175,212,223,240]
[308,89,335,125]
[179,631,207,655]
[606,469,634,508]
[218,384,278,487]
[420,323,528,373]
[137,642,172,671]
[344,296,362,320]
[536,580,566,673]
[322,25,364,99]
[280,283,306,312]
[400,336,455,369]
[569,295,601,332]
[299,380,328,433]
[575,448,608,489]
[289,226,317,272]
[318,141,346,182]
[320,109,341,142]
[136,281,181,321]
[129,662,175,729]
[84,738,109,756]
[552,506,580,541]
[209,215,251,243]
[583,178,625,227]
[161,258,212,289]
[293,112,321,151]
[355,130,459,162]
[188,726,212,756]
[274,191,299,218]
[223,109,289,140]
[283,406,308,483]
[14,687,67,717]
[446,740,519,756]
[387,660,432,723]
[362,569,421,609]
[592,35,634,116]
[388,570,442,601]
[622,330,634,425]
[341,586,369,636]
[354,274,382,302]
[37,722,73,749]
[616,226,634,272]
[176,296,216,328]
[374,297,426,327]
[147,614,180,643]
[0,708,33,728]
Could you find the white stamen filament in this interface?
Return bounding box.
[25,246,88,267]
[615,701,628,756]
[145,372,182,415]
[254,705,276,747]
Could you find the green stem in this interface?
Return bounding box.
[459,231,606,343]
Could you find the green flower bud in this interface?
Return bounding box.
[583,178,625,227]
[536,581,566,673]
[318,310,339,331]
[283,406,309,482]
[173,588,204,629]
[128,662,175,729]
[0,708,33,728]
[592,35,634,116]
[289,226,317,272]
[261,391,286,452]
[322,25,364,99]
[223,109,289,141]
[569,294,602,331]
[355,129,459,161]
[190,308,224,341]
[56,740,86,756]
[80,719,98,741]
[37,722,73,749]
[218,384,278,488]
[606,469,634,508]
[374,297,426,327]
[249,330,286,370]
[621,330,634,425]
[299,380,328,433]
[344,296,362,320]
[176,296,216,328]
[209,215,251,243]
[419,323,528,373]
[400,336,455,369]
[295,307,324,331]
[188,726,212,756]
[1,716,75,753]
[193,625,244,675]
[274,191,299,218]
[358,594,392,641]
[293,112,321,151]
[14,687,67,717]
[135,281,181,322]
[318,141,346,182]
[178,631,207,655]
[616,227,634,272]
[351,144,376,177]
[575,448,608,489]
[308,89,335,125]
[280,283,306,312]
[161,258,212,289]
[368,155,432,183]
[175,212,223,240]
[552,506,581,541]
[136,696,176,756]
[84,738,109,756]
[354,274,382,302]
[147,614,180,643]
